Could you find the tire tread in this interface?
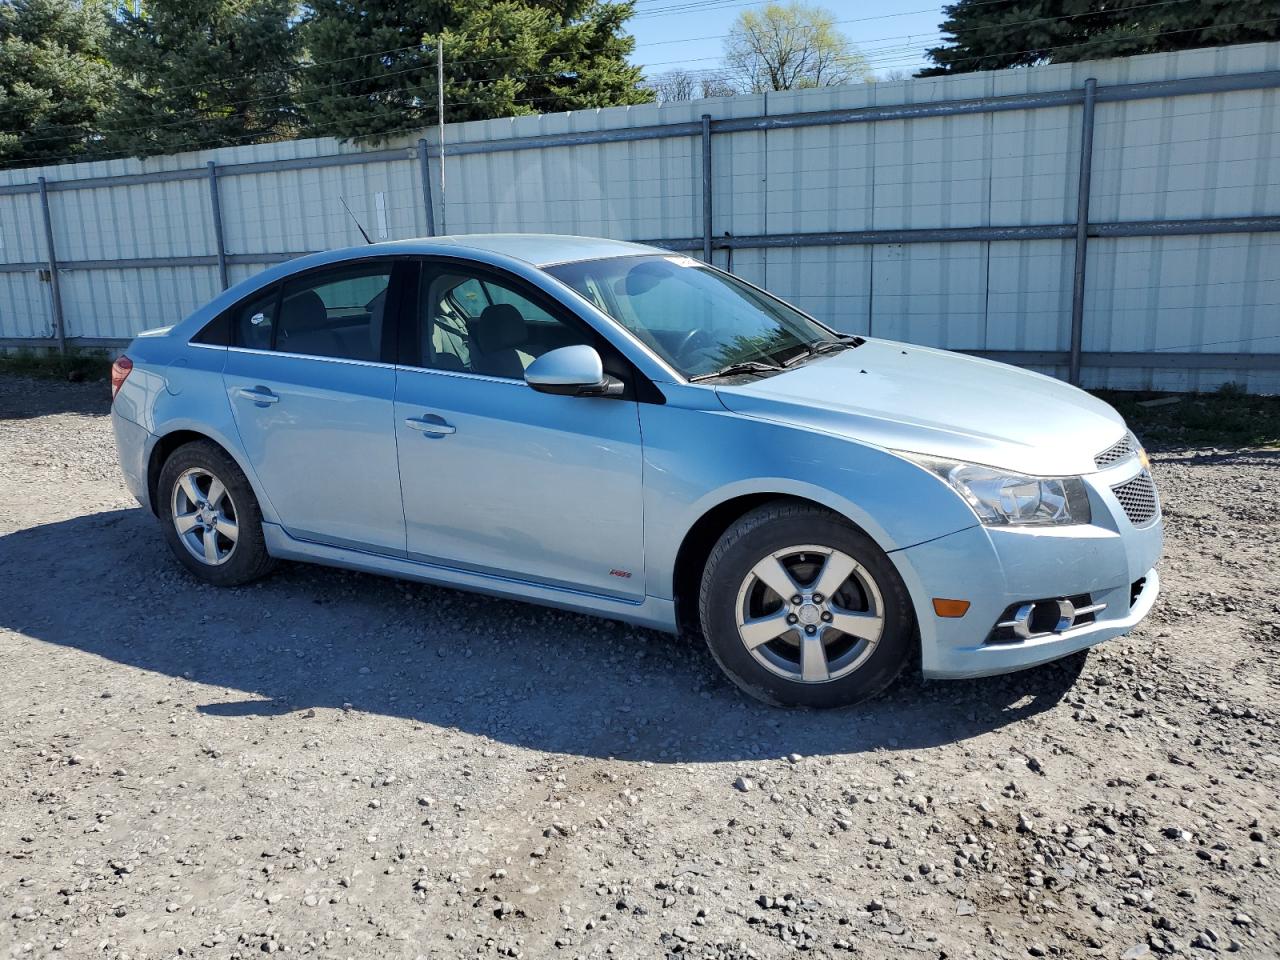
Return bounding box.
[697,499,915,708]
[158,440,276,587]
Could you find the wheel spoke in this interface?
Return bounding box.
[179,473,203,508]
[205,477,227,509]
[829,609,882,642]
[174,512,201,535]
[203,528,219,563]
[751,555,799,601]
[738,609,793,650]
[799,633,830,682]
[217,518,238,543]
[811,550,857,600]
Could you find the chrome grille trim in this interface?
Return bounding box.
[1111,470,1160,526]
[1095,433,1135,469]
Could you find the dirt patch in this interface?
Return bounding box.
[2,374,1277,959]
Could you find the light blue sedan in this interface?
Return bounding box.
[110,235,1162,707]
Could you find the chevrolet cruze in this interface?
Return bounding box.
[110,235,1162,707]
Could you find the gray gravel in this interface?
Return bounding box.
[1,373,1278,960]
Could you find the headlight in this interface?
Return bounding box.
[899,454,1092,527]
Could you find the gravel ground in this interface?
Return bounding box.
[1,374,1277,960]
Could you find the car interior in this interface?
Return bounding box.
[274,275,390,362]
[421,273,587,378]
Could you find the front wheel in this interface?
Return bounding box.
[157,440,276,587]
[699,501,916,708]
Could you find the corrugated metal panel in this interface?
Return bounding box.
[0,192,48,263]
[58,266,222,339]
[0,271,55,339]
[871,241,989,348]
[221,159,422,255]
[986,239,1075,350]
[1084,232,1279,393]
[760,245,874,335]
[448,131,699,241]
[50,179,212,261]
[0,42,1276,392]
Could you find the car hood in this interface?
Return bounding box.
[714,339,1125,477]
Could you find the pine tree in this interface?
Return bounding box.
[0,0,117,166]
[299,0,652,143]
[921,0,1280,76]
[103,0,301,157]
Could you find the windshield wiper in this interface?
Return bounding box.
[687,359,784,383]
[781,334,867,367]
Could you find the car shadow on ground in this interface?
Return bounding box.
[0,508,1087,763]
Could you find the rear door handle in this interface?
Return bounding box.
[404,414,455,436]
[237,386,279,405]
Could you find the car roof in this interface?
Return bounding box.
[366,233,663,268]
[164,234,674,349]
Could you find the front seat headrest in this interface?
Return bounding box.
[472,303,527,353]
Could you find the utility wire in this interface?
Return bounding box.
[0,0,1208,152]
[2,12,1275,170]
[0,0,1196,119]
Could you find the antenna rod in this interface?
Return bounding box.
[339,196,372,245]
[437,36,447,236]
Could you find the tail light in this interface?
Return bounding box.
[110,355,134,399]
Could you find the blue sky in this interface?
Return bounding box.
[627,0,950,80]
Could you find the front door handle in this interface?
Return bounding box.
[238,386,280,405]
[404,414,456,436]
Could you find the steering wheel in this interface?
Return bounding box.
[672,327,713,363]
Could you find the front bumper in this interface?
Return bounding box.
[892,464,1164,679]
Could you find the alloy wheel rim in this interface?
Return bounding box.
[171,467,239,566]
[734,544,884,684]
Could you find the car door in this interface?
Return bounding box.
[394,259,646,600]
[223,259,408,554]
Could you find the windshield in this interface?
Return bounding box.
[545,254,838,379]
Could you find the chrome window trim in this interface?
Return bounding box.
[225,345,395,370]
[188,342,227,351]
[394,363,527,387]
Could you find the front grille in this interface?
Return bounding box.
[1095,433,1134,469]
[1112,471,1160,526]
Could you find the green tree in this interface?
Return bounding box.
[0,0,117,166]
[921,0,1280,76]
[299,0,652,143]
[724,2,871,93]
[104,0,301,157]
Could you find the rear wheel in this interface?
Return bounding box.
[699,501,915,708]
[158,440,275,587]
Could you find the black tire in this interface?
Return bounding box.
[698,500,916,708]
[157,439,276,587]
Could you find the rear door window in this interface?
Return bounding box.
[233,290,278,351]
[275,263,393,362]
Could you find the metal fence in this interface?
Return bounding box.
[1,41,1278,392]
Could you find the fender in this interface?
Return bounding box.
[638,387,978,602]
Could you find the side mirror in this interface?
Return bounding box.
[525,345,624,397]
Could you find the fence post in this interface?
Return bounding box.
[417,138,436,237]
[1068,78,1097,387]
[701,114,713,263]
[37,177,66,355]
[207,162,229,290]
